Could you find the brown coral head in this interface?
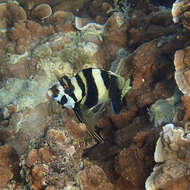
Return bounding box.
[31,3,52,20]
[74,16,104,31]
[0,3,7,19]
[53,11,74,24]
[174,49,190,95]
[172,0,185,23]
[175,68,190,96]
[174,49,185,71]
[0,2,27,25]
[8,2,27,22]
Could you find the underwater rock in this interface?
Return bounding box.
[146,123,190,190]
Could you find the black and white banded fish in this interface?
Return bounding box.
[48,68,133,143]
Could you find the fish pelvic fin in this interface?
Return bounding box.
[73,104,104,143]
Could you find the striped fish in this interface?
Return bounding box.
[48,68,132,142]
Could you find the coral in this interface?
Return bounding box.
[65,120,86,139]
[61,39,99,70]
[174,46,190,96]
[30,3,52,20]
[0,145,19,189]
[77,164,114,190]
[53,11,75,33]
[145,123,190,190]
[0,0,189,189]
[114,128,157,189]
[148,97,177,127]
[74,16,105,31]
[181,95,190,120]
[0,2,27,27]
[172,0,190,23]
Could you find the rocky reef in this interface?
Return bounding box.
[1,0,190,189]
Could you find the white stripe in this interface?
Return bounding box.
[70,76,83,102]
[54,81,75,109]
[92,69,109,103]
[54,82,64,102]
[64,94,75,109]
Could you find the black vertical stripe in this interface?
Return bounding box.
[59,76,69,87]
[76,74,85,97]
[63,76,73,89]
[60,76,75,94]
[69,93,78,102]
[60,95,67,105]
[100,70,110,90]
[60,76,74,90]
[83,68,98,109]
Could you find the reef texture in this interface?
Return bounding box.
[146,123,190,190]
[0,0,190,189]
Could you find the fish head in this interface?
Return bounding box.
[48,81,75,109]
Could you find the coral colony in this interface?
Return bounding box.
[0,0,190,189]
